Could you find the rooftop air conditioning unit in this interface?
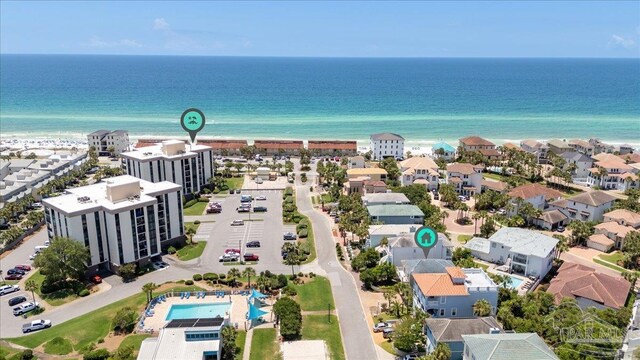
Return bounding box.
[489,328,501,334]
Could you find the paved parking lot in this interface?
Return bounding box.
[193,190,290,273]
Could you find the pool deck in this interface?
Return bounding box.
[142,294,255,331]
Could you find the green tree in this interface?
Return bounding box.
[379,158,401,186]
[185,226,197,245]
[420,343,452,360]
[473,299,493,316]
[242,267,256,289]
[110,345,134,360]
[395,184,429,205]
[25,279,38,302]
[623,231,640,268]
[227,268,241,287]
[351,248,380,271]
[112,307,137,334]
[142,282,158,304]
[220,325,238,360]
[284,252,301,276]
[33,237,90,284]
[119,263,137,282]
[480,217,497,238]
[553,234,569,260]
[273,297,302,340]
[567,221,595,246]
[393,316,425,353]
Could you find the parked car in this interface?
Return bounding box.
[382,327,395,339]
[8,296,27,306]
[14,265,32,271]
[283,232,297,240]
[219,253,239,262]
[5,274,23,281]
[91,275,102,284]
[0,285,20,296]
[253,206,267,212]
[231,220,245,226]
[256,196,267,201]
[246,241,261,248]
[403,354,421,360]
[225,248,241,254]
[373,322,390,332]
[243,253,259,261]
[0,223,9,230]
[30,202,43,209]
[22,319,51,333]
[13,301,40,316]
[237,207,250,213]
[7,268,26,276]
[556,225,566,232]
[207,207,222,214]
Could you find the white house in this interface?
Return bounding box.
[568,139,595,156]
[348,156,366,169]
[507,183,563,216]
[366,224,419,248]
[586,153,639,191]
[370,133,405,160]
[560,151,594,180]
[446,163,483,196]
[362,192,410,206]
[383,233,453,267]
[549,190,616,223]
[400,157,440,190]
[87,130,130,155]
[465,228,558,278]
[122,140,214,195]
[520,139,548,164]
[43,175,183,273]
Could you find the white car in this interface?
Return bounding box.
[13,301,40,316]
[22,319,51,333]
[231,220,245,226]
[373,322,390,332]
[219,253,239,262]
[256,196,267,201]
[0,285,20,296]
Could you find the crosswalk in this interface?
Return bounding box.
[194,222,215,240]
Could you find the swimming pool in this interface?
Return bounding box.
[506,275,523,289]
[166,302,231,320]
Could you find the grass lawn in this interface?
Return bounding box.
[593,258,626,273]
[226,177,244,191]
[183,201,208,216]
[235,330,247,360]
[249,328,279,360]
[474,261,489,271]
[185,221,201,234]
[0,280,19,286]
[301,315,345,360]
[599,251,624,265]
[30,270,81,307]
[118,334,151,355]
[374,311,401,322]
[0,345,18,359]
[320,193,332,204]
[379,340,396,355]
[43,336,73,355]
[294,276,335,311]
[299,214,317,264]
[8,285,202,352]
[176,241,207,261]
[458,234,473,244]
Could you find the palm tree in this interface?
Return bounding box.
[25,279,38,302]
[185,226,197,245]
[553,234,568,260]
[441,211,449,225]
[242,267,256,289]
[389,300,403,318]
[420,343,451,360]
[284,252,301,276]
[383,291,394,308]
[256,275,270,292]
[473,299,493,316]
[472,212,482,235]
[227,268,241,288]
[622,271,638,289]
[142,282,159,303]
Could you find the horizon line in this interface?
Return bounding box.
[1,53,639,60]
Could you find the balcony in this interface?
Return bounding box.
[512,255,528,264]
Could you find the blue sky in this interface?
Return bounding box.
[1,1,639,57]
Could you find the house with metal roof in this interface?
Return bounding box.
[362,192,410,205]
[462,333,559,360]
[366,204,424,225]
[432,142,456,161]
[383,233,453,268]
[464,228,558,278]
[397,259,454,282]
[425,317,502,360]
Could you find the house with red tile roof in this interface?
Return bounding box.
[459,136,501,160]
[547,262,631,310]
[604,209,640,229]
[307,140,357,156]
[446,163,483,196]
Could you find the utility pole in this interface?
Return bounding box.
[328,303,331,323]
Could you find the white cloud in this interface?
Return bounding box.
[88,36,142,48]
[610,34,636,49]
[153,18,170,31]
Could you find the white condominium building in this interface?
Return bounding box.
[87,130,130,155]
[370,133,405,160]
[43,175,183,273]
[121,140,214,195]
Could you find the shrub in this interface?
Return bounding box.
[78,289,90,297]
[198,197,209,202]
[184,199,198,208]
[289,274,297,281]
[283,284,297,296]
[309,272,315,278]
[296,223,308,232]
[185,280,194,285]
[219,274,226,280]
[31,307,45,316]
[40,279,66,294]
[20,349,35,360]
[119,263,137,282]
[97,338,104,344]
[112,307,137,334]
[83,348,110,360]
[212,188,220,194]
[297,229,308,238]
[297,272,304,278]
[275,274,288,289]
[193,274,203,281]
[203,273,218,281]
[194,220,201,225]
[167,246,177,254]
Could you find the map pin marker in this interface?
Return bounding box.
[414,226,439,258]
[180,108,206,144]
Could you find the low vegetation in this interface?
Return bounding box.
[301,315,345,360]
[249,328,280,360]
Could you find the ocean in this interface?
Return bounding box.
[1,55,639,146]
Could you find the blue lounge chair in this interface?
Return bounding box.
[180,292,184,299]
[202,292,206,299]
[186,292,190,299]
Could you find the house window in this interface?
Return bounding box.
[492,242,496,248]
[440,297,446,304]
[439,309,445,317]
[451,308,457,316]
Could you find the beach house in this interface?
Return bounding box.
[446,163,483,196]
[546,139,572,155]
[586,153,639,191]
[307,140,357,156]
[362,192,410,206]
[370,133,405,160]
[592,221,636,251]
[411,267,498,318]
[87,129,130,155]
[383,233,453,267]
[547,262,631,310]
[462,333,559,360]
[203,140,248,156]
[568,139,595,156]
[367,204,424,224]
[254,140,303,156]
[399,157,441,190]
[549,190,616,222]
[397,259,454,283]
[346,168,387,182]
[432,142,456,161]
[425,317,502,360]
[464,227,558,278]
[42,175,183,273]
[348,155,365,169]
[520,139,548,164]
[366,224,419,248]
[122,140,214,196]
[560,151,594,180]
[459,136,500,160]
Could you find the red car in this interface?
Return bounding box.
[14,265,32,272]
[243,253,259,261]
[225,249,240,254]
[91,275,102,284]
[5,274,23,280]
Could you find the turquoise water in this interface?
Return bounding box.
[507,275,524,289]
[1,55,639,144]
[165,302,231,320]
